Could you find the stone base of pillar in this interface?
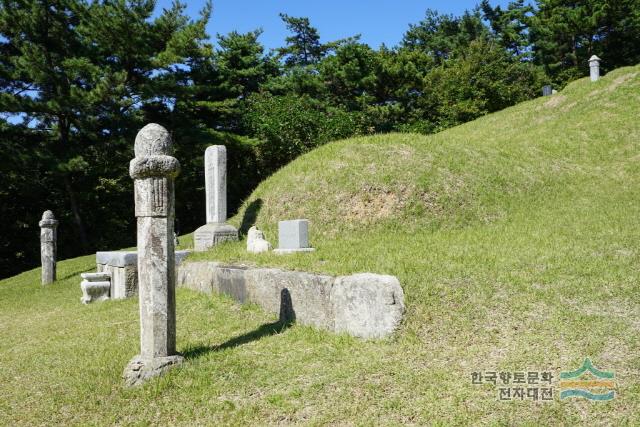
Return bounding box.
[274,248,316,255]
[123,354,185,387]
[194,223,238,251]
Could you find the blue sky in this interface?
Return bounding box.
[156,0,511,51]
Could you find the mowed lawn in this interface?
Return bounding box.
[2,66,640,425]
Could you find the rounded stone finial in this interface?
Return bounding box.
[39,210,58,227]
[589,55,601,63]
[134,124,172,157]
[130,124,180,180]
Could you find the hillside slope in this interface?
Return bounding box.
[2,66,640,425]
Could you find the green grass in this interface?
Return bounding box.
[3,66,640,425]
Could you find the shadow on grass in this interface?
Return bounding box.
[182,318,294,360]
[57,265,95,282]
[184,289,296,360]
[239,198,263,236]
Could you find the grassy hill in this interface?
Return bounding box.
[2,66,640,425]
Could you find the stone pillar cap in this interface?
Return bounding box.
[589,55,601,62]
[39,210,58,227]
[130,124,180,179]
[135,123,173,156]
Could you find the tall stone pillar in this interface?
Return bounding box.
[123,123,183,387]
[589,55,601,82]
[193,145,238,251]
[39,210,58,285]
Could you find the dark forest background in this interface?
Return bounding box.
[2,0,640,278]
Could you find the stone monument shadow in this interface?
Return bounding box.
[239,198,263,236]
[183,289,295,360]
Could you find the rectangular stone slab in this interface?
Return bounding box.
[177,261,405,339]
[96,250,190,267]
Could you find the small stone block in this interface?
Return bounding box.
[96,250,191,267]
[80,280,111,304]
[194,223,238,251]
[278,219,311,250]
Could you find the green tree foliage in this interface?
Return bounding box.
[243,93,363,173]
[419,39,544,130]
[276,14,356,68]
[277,14,325,67]
[481,0,533,57]
[530,0,640,84]
[402,9,489,62]
[0,0,211,277]
[271,14,357,98]
[320,42,380,109]
[184,30,278,132]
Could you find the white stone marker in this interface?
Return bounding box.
[193,145,238,251]
[274,219,315,254]
[247,225,272,253]
[589,55,601,82]
[39,210,58,285]
[123,123,183,387]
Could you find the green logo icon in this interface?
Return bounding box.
[559,358,615,401]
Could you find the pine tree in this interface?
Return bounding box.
[0,0,210,261]
[401,9,489,62]
[530,0,607,83]
[481,0,533,57]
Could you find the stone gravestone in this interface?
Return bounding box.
[123,123,184,387]
[194,146,238,251]
[39,210,58,285]
[542,85,553,96]
[274,219,315,254]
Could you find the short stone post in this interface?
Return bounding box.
[39,210,58,285]
[589,55,601,82]
[274,219,315,254]
[542,85,553,96]
[193,145,238,251]
[123,123,183,387]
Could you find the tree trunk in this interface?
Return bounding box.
[63,175,90,253]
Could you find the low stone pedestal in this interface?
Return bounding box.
[96,250,190,299]
[123,354,185,387]
[194,223,238,251]
[80,272,111,304]
[96,252,138,299]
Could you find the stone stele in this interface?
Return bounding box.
[194,145,238,251]
[123,123,184,387]
[39,210,58,285]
